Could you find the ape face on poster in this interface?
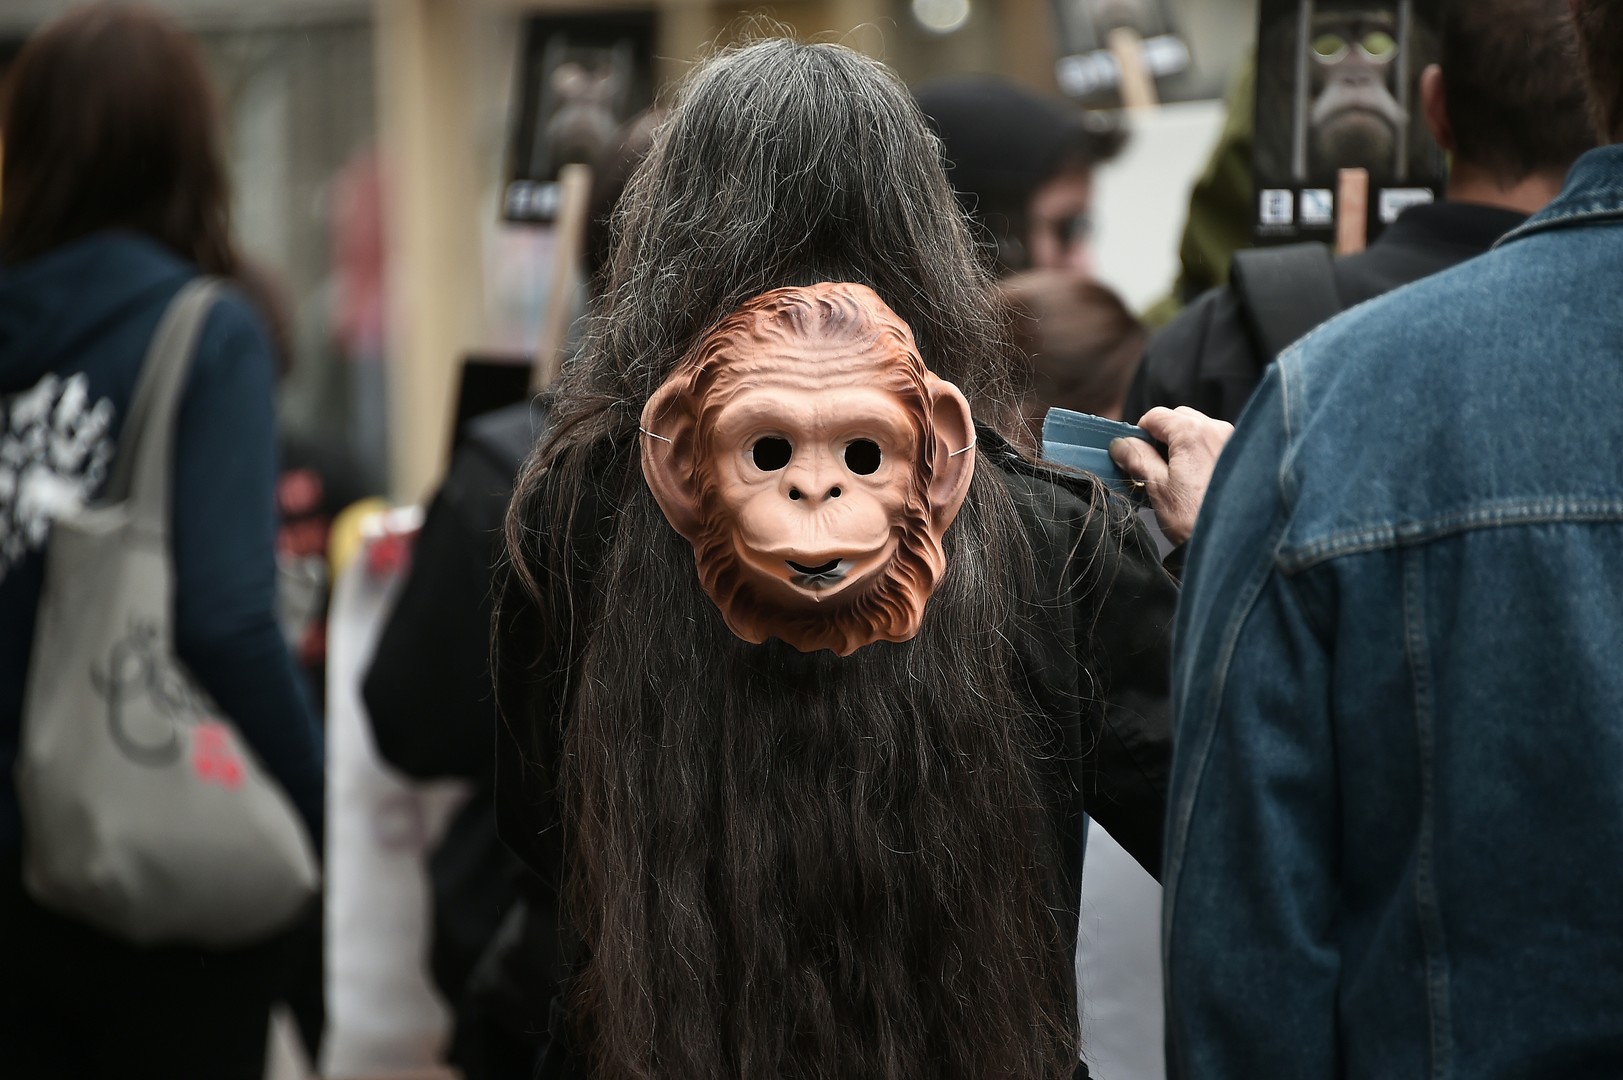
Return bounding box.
[1051,0,1190,103]
[1253,0,1445,244]
[502,12,654,223]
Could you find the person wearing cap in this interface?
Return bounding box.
[916,76,1126,277]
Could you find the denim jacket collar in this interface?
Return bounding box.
[1496,143,1623,248]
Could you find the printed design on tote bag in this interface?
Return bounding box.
[192,722,246,789]
[0,373,116,581]
[92,620,243,786]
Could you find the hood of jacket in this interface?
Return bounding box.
[0,230,193,394]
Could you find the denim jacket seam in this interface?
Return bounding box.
[1278,498,1623,573]
[1403,548,1453,1080]
[1496,203,1623,248]
[1276,350,1307,507]
[1161,516,1292,985]
[1165,363,1302,905]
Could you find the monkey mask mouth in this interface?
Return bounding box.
[639,282,976,656]
[786,557,851,586]
[743,541,894,601]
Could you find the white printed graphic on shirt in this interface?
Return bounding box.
[0,373,116,581]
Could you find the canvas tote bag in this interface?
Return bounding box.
[17,279,319,947]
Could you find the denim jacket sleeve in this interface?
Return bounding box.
[1161,364,1341,1079]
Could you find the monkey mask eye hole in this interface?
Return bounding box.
[752,436,793,471]
[844,439,882,476]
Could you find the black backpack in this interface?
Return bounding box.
[1229,242,1345,364]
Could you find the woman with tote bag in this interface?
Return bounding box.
[0,6,323,1077]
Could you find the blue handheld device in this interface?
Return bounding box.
[1040,408,1161,502]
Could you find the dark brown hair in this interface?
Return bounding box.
[1002,271,1145,424]
[1439,0,1596,182]
[0,3,237,274]
[914,76,1125,275]
[1571,0,1623,142]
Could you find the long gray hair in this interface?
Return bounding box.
[502,38,1082,1080]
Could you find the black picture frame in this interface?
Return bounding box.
[1251,0,1446,245]
[502,11,656,224]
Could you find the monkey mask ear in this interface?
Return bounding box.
[640,376,705,542]
[637,282,977,656]
[923,375,974,537]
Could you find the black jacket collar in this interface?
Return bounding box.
[1378,199,1529,256]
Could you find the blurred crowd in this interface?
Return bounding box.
[1,2,1620,1080]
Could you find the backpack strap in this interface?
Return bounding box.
[1229,242,1343,361]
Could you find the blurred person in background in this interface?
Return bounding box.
[1161,0,1623,1074]
[237,255,373,1062]
[1141,60,1256,329]
[237,255,372,721]
[0,6,322,1078]
[916,76,1126,276]
[362,110,661,1080]
[1002,270,1146,433]
[1127,0,1597,423]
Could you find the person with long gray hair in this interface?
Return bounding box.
[495,38,1175,1080]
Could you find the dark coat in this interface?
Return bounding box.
[493,428,1178,1080]
[363,401,561,1079]
[1125,201,1529,423]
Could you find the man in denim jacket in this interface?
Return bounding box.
[1159,2,1623,1076]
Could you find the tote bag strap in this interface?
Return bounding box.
[102,278,224,534]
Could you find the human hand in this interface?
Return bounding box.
[1109,406,1234,546]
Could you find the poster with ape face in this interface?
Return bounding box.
[503,12,654,224]
[1051,0,1190,104]
[1252,0,1445,244]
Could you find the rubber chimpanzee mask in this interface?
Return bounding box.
[639,282,976,656]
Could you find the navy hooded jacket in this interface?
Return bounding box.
[0,230,323,853]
